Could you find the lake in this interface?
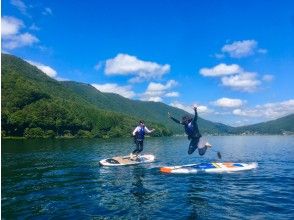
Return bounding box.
[2,136,294,219]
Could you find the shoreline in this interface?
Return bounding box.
[2,133,294,140]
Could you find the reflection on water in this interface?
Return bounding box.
[185,176,209,219]
[2,136,294,219]
[131,167,148,200]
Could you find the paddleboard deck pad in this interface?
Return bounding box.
[100,154,155,166]
[160,162,257,174]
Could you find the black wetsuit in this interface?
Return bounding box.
[170,108,207,155]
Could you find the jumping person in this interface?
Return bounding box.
[168,106,212,156]
[131,121,155,158]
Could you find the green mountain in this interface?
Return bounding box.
[61,80,233,134]
[1,53,171,138]
[2,53,293,138]
[232,114,294,135]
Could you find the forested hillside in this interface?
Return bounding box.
[2,53,293,139]
[61,81,233,134]
[1,53,171,138]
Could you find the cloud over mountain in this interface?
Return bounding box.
[1,16,39,50]
[92,83,135,99]
[104,53,170,82]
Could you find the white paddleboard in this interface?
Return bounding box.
[99,154,155,166]
[160,162,257,174]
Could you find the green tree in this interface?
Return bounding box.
[24,127,45,138]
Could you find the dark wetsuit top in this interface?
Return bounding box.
[170,108,206,155]
[170,108,202,140]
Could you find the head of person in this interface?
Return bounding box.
[139,120,145,127]
[182,115,192,124]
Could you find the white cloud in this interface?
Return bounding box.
[146,80,177,92]
[213,97,245,108]
[262,74,274,82]
[1,16,39,50]
[199,63,242,77]
[199,63,268,93]
[141,80,178,102]
[55,76,69,81]
[197,105,211,114]
[10,0,28,15]
[43,7,53,15]
[233,99,294,119]
[27,60,57,78]
[148,97,163,102]
[3,33,39,49]
[222,40,257,58]
[92,83,135,99]
[233,109,247,116]
[1,16,23,36]
[170,101,212,114]
[220,40,267,58]
[170,102,194,113]
[165,92,179,97]
[214,111,232,115]
[221,72,261,92]
[104,53,170,82]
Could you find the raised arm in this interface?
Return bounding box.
[168,112,182,124]
[192,106,198,123]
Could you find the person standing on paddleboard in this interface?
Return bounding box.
[131,121,155,158]
[168,106,212,156]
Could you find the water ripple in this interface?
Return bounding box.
[2,136,294,219]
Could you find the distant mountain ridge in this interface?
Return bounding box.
[232,114,294,135]
[59,81,294,135]
[1,53,293,138]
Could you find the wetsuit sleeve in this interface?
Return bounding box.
[170,116,183,124]
[192,108,198,124]
[192,108,201,136]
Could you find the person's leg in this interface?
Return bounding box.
[132,139,140,154]
[137,141,144,154]
[188,138,200,154]
[198,138,208,156]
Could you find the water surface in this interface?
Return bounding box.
[2,136,294,219]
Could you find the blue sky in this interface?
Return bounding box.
[2,0,294,126]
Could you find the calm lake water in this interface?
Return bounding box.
[2,136,294,219]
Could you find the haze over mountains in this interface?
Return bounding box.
[1,53,293,138]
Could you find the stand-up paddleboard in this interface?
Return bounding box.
[99,154,155,166]
[160,162,257,174]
